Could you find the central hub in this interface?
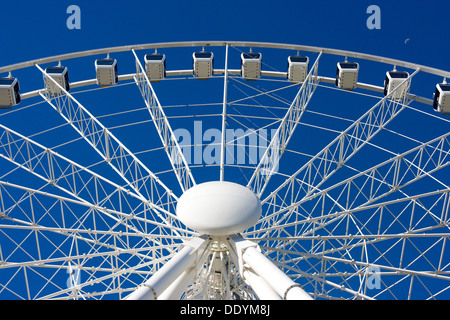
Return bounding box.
[176,181,262,236]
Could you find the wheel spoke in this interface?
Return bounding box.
[247,52,322,197]
[0,123,182,232]
[0,181,188,299]
[132,50,196,193]
[36,64,177,206]
[0,42,448,300]
[220,44,229,181]
[262,69,420,214]
[256,132,450,232]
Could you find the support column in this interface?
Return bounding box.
[158,267,197,300]
[242,270,281,300]
[125,236,209,300]
[230,235,312,300]
[243,246,312,300]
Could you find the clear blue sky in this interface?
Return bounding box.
[1,0,449,70]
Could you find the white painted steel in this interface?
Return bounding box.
[0,124,176,219]
[242,270,281,300]
[158,268,197,300]
[176,181,261,235]
[35,64,181,239]
[126,237,209,300]
[1,41,449,301]
[220,44,229,181]
[247,52,322,196]
[36,64,177,201]
[13,71,434,107]
[261,69,420,210]
[132,49,196,192]
[2,41,448,78]
[251,133,450,235]
[242,246,312,300]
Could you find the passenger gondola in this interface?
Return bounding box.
[336,61,359,91]
[0,77,20,108]
[95,58,118,87]
[45,66,70,95]
[145,53,166,82]
[433,83,450,114]
[287,56,309,83]
[193,51,213,79]
[241,52,262,80]
[384,70,409,100]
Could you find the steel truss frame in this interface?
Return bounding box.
[0,42,449,300]
[257,187,450,299]
[132,50,195,193]
[247,52,322,196]
[35,65,183,232]
[254,131,450,236]
[37,64,177,205]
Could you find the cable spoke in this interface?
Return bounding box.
[0,181,187,299]
[247,52,322,197]
[132,50,196,193]
[0,123,184,233]
[0,41,448,300]
[36,64,177,207]
[256,132,450,231]
[220,44,229,181]
[262,69,420,214]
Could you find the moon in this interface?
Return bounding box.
[404,38,411,44]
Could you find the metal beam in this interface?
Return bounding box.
[132,50,195,193]
[125,236,209,300]
[35,64,178,208]
[247,52,322,196]
[256,131,450,234]
[242,246,312,300]
[0,180,190,238]
[2,41,449,78]
[261,69,420,210]
[0,119,181,233]
[17,73,434,108]
[220,44,229,181]
[229,235,312,300]
[250,188,450,240]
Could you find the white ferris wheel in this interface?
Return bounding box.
[0,41,449,300]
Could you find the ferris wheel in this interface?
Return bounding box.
[0,41,449,300]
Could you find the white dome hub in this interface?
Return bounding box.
[176,181,261,236]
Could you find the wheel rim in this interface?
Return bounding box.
[0,41,449,300]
